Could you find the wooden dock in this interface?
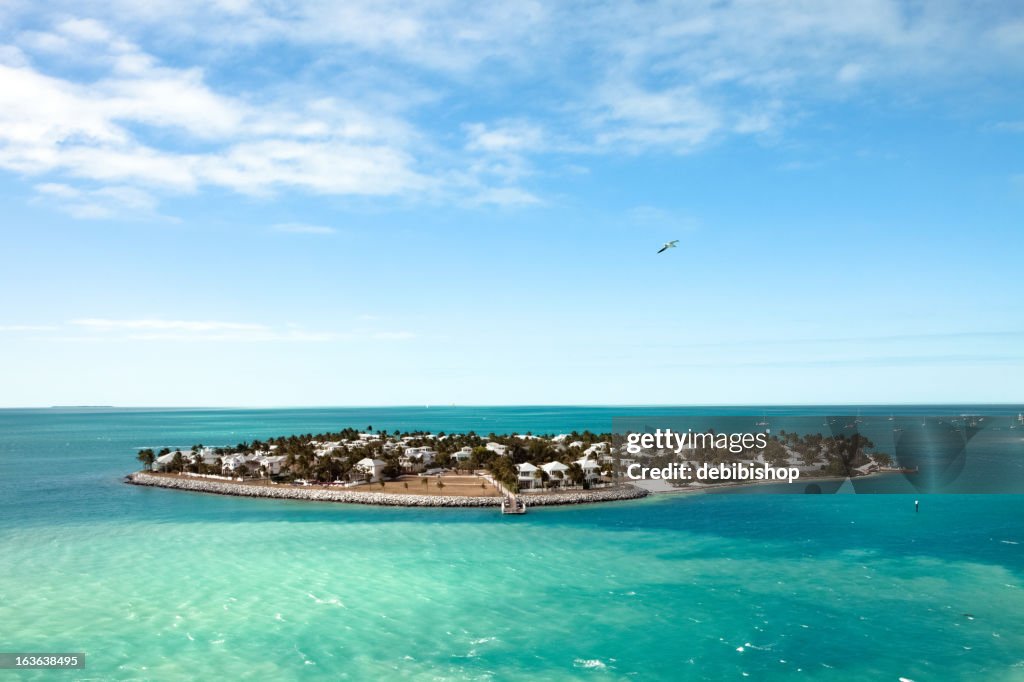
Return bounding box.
[501,494,526,515]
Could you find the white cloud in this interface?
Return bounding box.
[372,331,416,340]
[271,222,336,234]
[469,187,542,207]
[34,182,157,219]
[1,2,1022,217]
[0,23,433,206]
[56,18,114,43]
[40,318,414,343]
[70,318,269,332]
[465,121,546,153]
[0,325,58,332]
[70,0,550,74]
[591,84,721,153]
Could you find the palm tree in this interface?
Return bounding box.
[137,448,155,471]
[533,468,549,490]
[566,462,584,488]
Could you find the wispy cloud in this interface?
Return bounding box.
[17,318,421,343]
[70,318,269,332]
[467,186,542,207]
[372,331,416,340]
[464,121,547,154]
[270,222,336,235]
[0,324,58,332]
[1,2,1022,217]
[33,182,158,219]
[1,21,431,204]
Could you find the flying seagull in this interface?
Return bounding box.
[657,240,678,254]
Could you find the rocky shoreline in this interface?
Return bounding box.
[125,472,649,507]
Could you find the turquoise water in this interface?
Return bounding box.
[1,407,1024,680]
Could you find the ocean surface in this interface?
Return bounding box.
[1,406,1023,681]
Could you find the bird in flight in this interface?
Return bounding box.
[657,240,678,254]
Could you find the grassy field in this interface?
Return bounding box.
[378,475,501,497]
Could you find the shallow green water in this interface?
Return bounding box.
[1,407,1023,680]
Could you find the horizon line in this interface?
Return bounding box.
[2,402,1022,410]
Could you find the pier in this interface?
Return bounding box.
[501,494,527,514]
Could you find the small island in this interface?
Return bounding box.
[126,426,650,508]
[126,425,899,507]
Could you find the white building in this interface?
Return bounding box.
[258,455,287,475]
[355,457,387,482]
[541,461,570,487]
[575,456,603,483]
[516,462,538,490]
[184,447,220,467]
[312,441,342,457]
[405,446,436,464]
[153,451,180,471]
[399,447,436,472]
[485,442,508,456]
[452,446,473,462]
[222,453,258,473]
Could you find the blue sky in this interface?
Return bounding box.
[1,1,1022,407]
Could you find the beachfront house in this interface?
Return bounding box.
[222,453,258,473]
[355,457,386,483]
[452,446,473,463]
[153,451,180,472]
[541,461,570,487]
[258,455,287,476]
[575,456,603,484]
[183,447,220,468]
[583,442,609,457]
[516,462,538,490]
